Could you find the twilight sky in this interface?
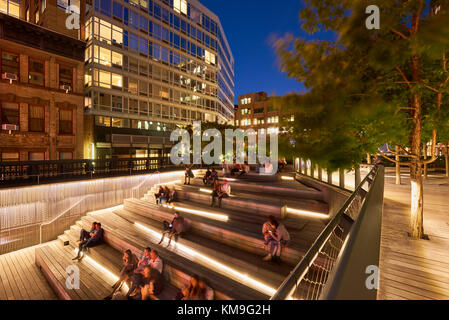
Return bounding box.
[200,0,316,103]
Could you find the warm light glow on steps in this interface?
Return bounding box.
[162,204,228,222]
[286,207,328,219]
[134,222,276,296]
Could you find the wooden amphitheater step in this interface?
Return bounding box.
[35,241,120,300]
[62,225,179,300]
[188,177,324,201]
[81,212,268,299]
[173,186,287,219]
[175,183,329,216]
[112,207,292,285]
[123,198,314,266]
[36,239,179,300]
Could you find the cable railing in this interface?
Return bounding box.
[271,165,383,300]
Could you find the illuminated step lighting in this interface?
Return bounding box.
[162,204,228,222]
[87,205,124,215]
[221,177,237,182]
[134,222,276,296]
[73,248,129,292]
[199,188,213,194]
[281,176,294,181]
[286,207,329,219]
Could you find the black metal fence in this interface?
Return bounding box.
[0,157,191,188]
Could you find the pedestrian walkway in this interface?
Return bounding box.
[378,168,449,299]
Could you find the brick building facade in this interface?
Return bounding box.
[234,92,293,134]
[0,13,85,161]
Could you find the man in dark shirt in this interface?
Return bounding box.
[73,223,104,260]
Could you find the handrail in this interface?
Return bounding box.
[39,194,95,244]
[270,165,379,300]
[131,171,161,199]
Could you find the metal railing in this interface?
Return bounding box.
[0,156,190,188]
[271,165,384,300]
[39,194,95,244]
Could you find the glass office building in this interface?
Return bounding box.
[83,0,234,158]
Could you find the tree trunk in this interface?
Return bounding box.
[395,145,401,185]
[409,51,425,239]
[423,144,428,179]
[409,161,424,239]
[367,153,371,164]
[444,143,449,177]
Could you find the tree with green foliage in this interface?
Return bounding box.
[273,1,449,239]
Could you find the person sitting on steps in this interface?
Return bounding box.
[210,168,218,185]
[73,222,104,260]
[158,212,185,247]
[167,187,176,204]
[126,247,151,297]
[78,221,97,242]
[203,168,212,185]
[184,166,194,185]
[104,249,139,300]
[212,180,230,208]
[154,186,164,205]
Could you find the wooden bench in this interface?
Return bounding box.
[80,213,268,299]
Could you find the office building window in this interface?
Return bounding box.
[59,65,73,89]
[0,0,19,18]
[29,105,45,132]
[59,109,73,134]
[59,151,73,160]
[29,152,45,161]
[173,0,187,15]
[112,51,122,67]
[1,51,19,78]
[1,152,19,161]
[111,73,122,88]
[1,102,19,126]
[240,98,251,105]
[241,108,250,115]
[113,1,122,19]
[254,108,264,114]
[29,58,45,86]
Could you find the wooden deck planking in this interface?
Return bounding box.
[0,244,57,300]
[378,168,449,300]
